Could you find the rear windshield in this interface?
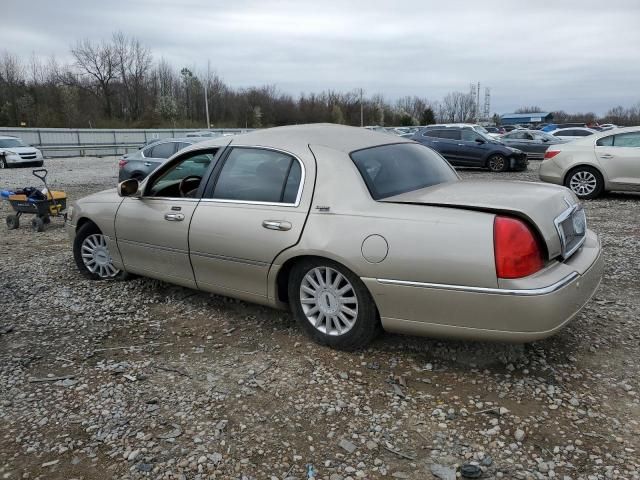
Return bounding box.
[350,143,458,200]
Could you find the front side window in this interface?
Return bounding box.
[461,129,482,142]
[147,150,218,197]
[351,143,458,200]
[212,148,302,204]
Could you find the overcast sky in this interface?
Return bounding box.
[5,0,640,115]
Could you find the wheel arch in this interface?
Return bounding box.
[562,163,607,188]
[272,254,375,308]
[75,216,99,233]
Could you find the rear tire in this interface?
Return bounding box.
[73,222,129,280]
[6,215,19,230]
[288,258,381,350]
[564,166,604,199]
[487,154,508,172]
[31,217,45,232]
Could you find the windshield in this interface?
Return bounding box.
[350,143,458,200]
[0,138,26,148]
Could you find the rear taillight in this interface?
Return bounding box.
[118,159,128,169]
[494,216,544,279]
[543,150,560,160]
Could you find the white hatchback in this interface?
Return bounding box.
[0,136,44,168]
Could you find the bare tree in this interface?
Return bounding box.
[0,51,25,124]
[70,39,120,118]
[113,32,152,120]
[439,91,477,123]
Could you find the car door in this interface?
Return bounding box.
[188,146,313,303]
[114,148,220,288]
[595,132,640,189]
[143,140,179,168]
[456,129,489,166]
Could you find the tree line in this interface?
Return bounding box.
[1,34,639,129]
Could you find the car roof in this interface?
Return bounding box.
[552,127,597,133]
[196,123,412,154]
[0,135,20,140]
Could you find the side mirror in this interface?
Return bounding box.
[475,138,485,144]
[118,178,141,197]
[542,138,550,142]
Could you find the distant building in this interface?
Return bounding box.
[500,112,554,125]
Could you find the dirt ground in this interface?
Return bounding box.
[0,156,639,480]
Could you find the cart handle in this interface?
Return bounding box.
[32,169,48,181]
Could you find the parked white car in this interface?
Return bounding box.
[0,136,44,168]
[549,128,597,141]
[539,126,640,198]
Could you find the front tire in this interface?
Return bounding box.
[0,158,7,169]
[565,166,604,199]
[73,222,128,280]
[6,215,19,230]
[288,258,381,350]
[487,154,508,172]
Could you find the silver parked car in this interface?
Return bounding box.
[118,137,207,182]
[68,124,603,349]
[539,126,640,199]
[500,130,567,160]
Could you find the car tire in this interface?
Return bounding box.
[564,166,604,200]
[288,258,381,350]
[31,217,45,232]
[6,215,19,230]
[73,222,129,280]
[487,154,508,172]
[0,158,7,169]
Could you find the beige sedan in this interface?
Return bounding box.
[539,126,640,199]
[67,124,603,349]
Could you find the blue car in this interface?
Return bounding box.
[411,126,528,172]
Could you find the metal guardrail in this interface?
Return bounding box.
[37,144,143,156]
[0,127,253,158]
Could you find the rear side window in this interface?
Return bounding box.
[613,132,640,147]
[351,143,458,200]
[212,148,302,204]
[149,141,177,158]
[596,135,614,147]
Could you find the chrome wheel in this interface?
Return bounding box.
[81,234,120,278]
[299,266,358,336]
[569,171,597,197]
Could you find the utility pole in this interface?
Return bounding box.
[360,88,364,127]
[204,60,210,129]
[476,82,481,124]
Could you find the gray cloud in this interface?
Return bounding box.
[5,0,640,114]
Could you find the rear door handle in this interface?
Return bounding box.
[164,213,185,221]
[262,220,291,231]
[144,162,152,167]
[600,154,613,159]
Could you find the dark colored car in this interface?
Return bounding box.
[411,126,528,172]
[500,130,567,160]
[118,138,207,182]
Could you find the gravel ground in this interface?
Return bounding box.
[1,157,639,480]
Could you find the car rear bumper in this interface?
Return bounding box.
[362,230,603,342]
[538,159,564,185]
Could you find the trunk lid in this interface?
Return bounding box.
[382,180,581,260]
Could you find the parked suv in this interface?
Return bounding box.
[118,138,208,181]
[0,136,44,168]
[411,126,528,172]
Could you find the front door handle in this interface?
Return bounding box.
[164,213,185,221]
[144,162,152,167]
[262,220,291,231]
[599,154,613,159]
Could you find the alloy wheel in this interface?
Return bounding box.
[569,171,597,197]
[488,155,505,172]
[299,266,358,336]
[81,233,120,278]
